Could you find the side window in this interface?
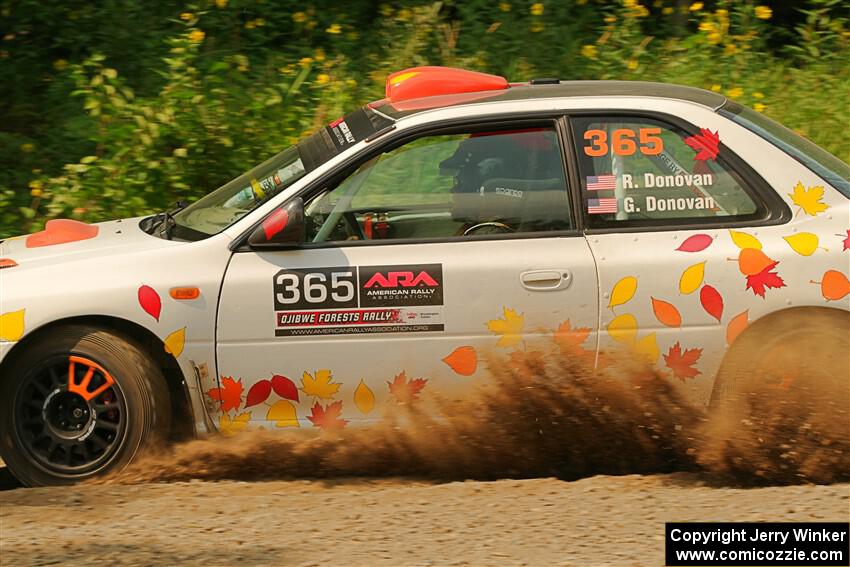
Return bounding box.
[305,126,572,242]
[571,116,760,227]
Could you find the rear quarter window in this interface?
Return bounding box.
[570,115,773,229]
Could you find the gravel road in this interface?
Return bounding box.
[1,473,848,567]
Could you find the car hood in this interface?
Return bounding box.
[0,217,182,269]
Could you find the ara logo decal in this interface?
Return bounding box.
[359,264,443,308]
[364,270,439,289]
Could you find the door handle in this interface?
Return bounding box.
[520,269,572,291]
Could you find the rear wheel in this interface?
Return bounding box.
[0,325,171,486]
[702,308,850,483]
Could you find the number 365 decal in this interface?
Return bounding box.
[584,128,664,157]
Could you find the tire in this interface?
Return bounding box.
[0,325,171,486]
[702,308,849,484]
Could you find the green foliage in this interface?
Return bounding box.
[1,0,848,237]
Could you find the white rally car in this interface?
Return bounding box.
[1,67,848,486]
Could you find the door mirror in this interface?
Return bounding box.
[247,198,305,248]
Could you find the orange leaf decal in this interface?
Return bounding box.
[726,310,749,346]
[554,319,592,349]
[814,270,850,301]
[699,285,723,323]
[207,376,243,412]
[651,297,681,327]
[746,262,785,298]
[684,128,720,161]
[307,400,348,430]
[737,248,774,276]
[388,371,427,403]
[663,342,702,381]
[245,379,272,408]
[442,346,478,376]
[486,307,525,348]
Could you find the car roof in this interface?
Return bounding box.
[371,80,728,119]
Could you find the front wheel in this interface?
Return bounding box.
[0,325,171,486]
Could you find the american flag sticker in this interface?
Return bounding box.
[586,174,617,191]
[587,198,618,214]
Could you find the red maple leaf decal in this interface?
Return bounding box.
[207,376,243,412]
[307,400,348,430]
[387,371,427,403]
[745,261,786,298]
[663,342,702,381]
[842,230,850,252]
[684,128,720,161]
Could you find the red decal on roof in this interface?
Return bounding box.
[386,66,508,103]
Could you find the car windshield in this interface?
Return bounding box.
[719,101,850,197]
[166,107,394,240]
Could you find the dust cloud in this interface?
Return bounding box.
[113,332,849,487]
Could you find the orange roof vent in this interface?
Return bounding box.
[386,66,508,103]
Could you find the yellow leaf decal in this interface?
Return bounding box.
[0,309,25,342]
[219,411,251,436]
[607,313,638,344]
[164,327,186,358]
[301,369,340,399]
[608,276,638,309]
[354,379,375,414]
[788,181,828,216]
[729,230,762,250]
[486,307,525,348]
[679,262,705,295]
[266,400,300,428]
[633,332,659,364]
[783,232,820,256]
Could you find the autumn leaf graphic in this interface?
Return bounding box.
[307,400,348,430]
[788,182,828,216]
[675,233,713,253]
[486,307,525,348]
[300,369,340,400]
[207,376,243,412]
[840,230,850,251]
[271,374,299,402]
[554,319,592,349]
[746,261,786,298]
[684,128,720,161]
[663,342,702,381]
[219,411,251,436]
[553,320,595,365]
[245,379,272,408]
[388,371,428,403]
[442,346,478,376]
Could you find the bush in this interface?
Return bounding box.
[1,0,848,237]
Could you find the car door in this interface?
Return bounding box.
[215,118,600,429]
[569,109,790,405]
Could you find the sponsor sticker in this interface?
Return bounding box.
[272,264,444,336]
